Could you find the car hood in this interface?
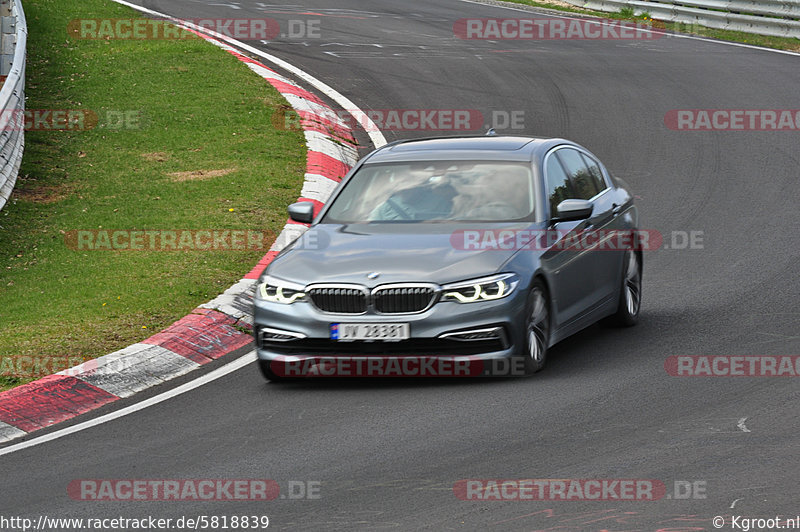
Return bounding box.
[266,223,540,286]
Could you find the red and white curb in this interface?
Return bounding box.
[0,25,362,444]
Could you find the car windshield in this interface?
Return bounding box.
[321,161,535,223]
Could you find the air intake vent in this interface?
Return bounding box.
[308,286,367,314]
[373,285,436,314]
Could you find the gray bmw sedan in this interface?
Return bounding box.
[253,135,642,380]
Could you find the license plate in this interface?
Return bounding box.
[331,323,410,342]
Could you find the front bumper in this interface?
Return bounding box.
[253,288,528,377]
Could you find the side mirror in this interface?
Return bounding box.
[288,201,315,224]
[553,199,593,223]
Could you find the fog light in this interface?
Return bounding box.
[440,326,506,344]
[258,327,306,345]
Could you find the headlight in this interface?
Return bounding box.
[256,275,306,304]
[441,273,519,303]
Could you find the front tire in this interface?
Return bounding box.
[521,280,551,374]
[258,359,288,382]
[605,249,641,327]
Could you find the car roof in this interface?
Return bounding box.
[364,135,572,163]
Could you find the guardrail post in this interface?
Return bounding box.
[0,0,13,77]
[0,0,24,211]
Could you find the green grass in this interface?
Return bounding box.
[618,6,636,18]
[0,0,307,390]
[499,0,800,51]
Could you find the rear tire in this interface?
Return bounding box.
[521,280,551,374]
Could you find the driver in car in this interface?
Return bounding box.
[368,178,458,221]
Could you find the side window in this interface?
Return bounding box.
[545,153,575,217]
[580,153,608,193]
[555,148,601,200]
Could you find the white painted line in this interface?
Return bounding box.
[63,343,200,398]
[241,61,292,84]
[458,0,800,57]
[300,173,341,203]
[134,346,201,382]
[110,0,387,148]
[737,417,751,432]
[199,278,257,321]
[269,224,309,252]
[0,352,257,457]
[282,94,353,129]
[304,130,359,163]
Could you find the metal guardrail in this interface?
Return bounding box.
[0,0,26,212]
[564,0,800,38]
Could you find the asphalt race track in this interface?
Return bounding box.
[3,0,799,529]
